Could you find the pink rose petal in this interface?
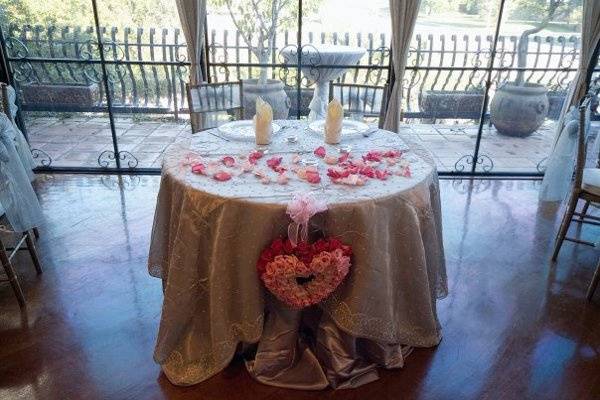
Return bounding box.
[267,156,282,168]
[305,170,321,184]
[296,168,307,179]
[242,161,254,172]
[266,156,286,173]
[363,150,382,162]
[277,173,289,185]
[314,146,326,158]
[338,152,350,163]
[191,163,205,175]
[359,166,376,178]
[335,174,365,186]
[375,169,391,180]
[222,156,235,167]
[213,171,232,181]
[324,155,338,165]
[249,150,264,165]
[384,150,402,158]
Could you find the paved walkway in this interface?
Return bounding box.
[26,115,572,173]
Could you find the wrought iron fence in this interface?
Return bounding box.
[3,23,583,120]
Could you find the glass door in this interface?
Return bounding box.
[478,0,583,174]
[1,0,114,169]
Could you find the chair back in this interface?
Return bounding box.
[186,81,244,133]
[328,81,388,128]
[574,95,593,190]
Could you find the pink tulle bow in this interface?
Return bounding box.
[286,193,327,247]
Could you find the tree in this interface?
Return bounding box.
[0,0,181,29]
[209,0,320,85]
[514,0,580,85]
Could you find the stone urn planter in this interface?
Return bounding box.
[284,87,314,118]
[242,79,290,119]
[21,83,99,109]
[490,82,549,137]
[419,89,485,120]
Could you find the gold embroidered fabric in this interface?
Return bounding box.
[148,121,447,387]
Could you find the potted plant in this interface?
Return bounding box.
[490,0,570,137]
[214,0,317,119]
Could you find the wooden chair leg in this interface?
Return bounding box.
[587,258,600,301]
[24,231,43,275]
[0,239,25,307]
[579,201,590,221]
[551,194,579,261]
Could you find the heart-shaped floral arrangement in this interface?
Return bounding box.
[256,193,352,309]
[257,238,352,309]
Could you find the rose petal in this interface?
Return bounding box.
[324,155,338,165]
[384,150,402,158]
[249,150,264,164]
[314,146,326,158]
[222,156,235,167]
[359,166,375,178]
[213,171,232,181]
[296,168,307,179]
[241,161,254,172]
[277,173,289,185]
[363,150,382,162]
[267,156,282,168]
[191,163,205,175]
[305,170,321,184]
[375,169,391,180]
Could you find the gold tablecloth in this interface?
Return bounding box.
[148,121,447,388]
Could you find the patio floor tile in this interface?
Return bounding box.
[23,115,599,172]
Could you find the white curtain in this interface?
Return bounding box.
[176,0,207,84]
[539,0,600,202]
[383,0,421,132]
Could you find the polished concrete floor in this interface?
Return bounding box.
[0,175,599,400]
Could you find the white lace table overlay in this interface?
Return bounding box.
[163,120,433,204]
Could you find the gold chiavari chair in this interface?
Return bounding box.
[186,81,244,133]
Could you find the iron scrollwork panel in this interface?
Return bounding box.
[98,150,139,169]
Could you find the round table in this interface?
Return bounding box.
[281,45,366,120]
[148,120,447,389]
